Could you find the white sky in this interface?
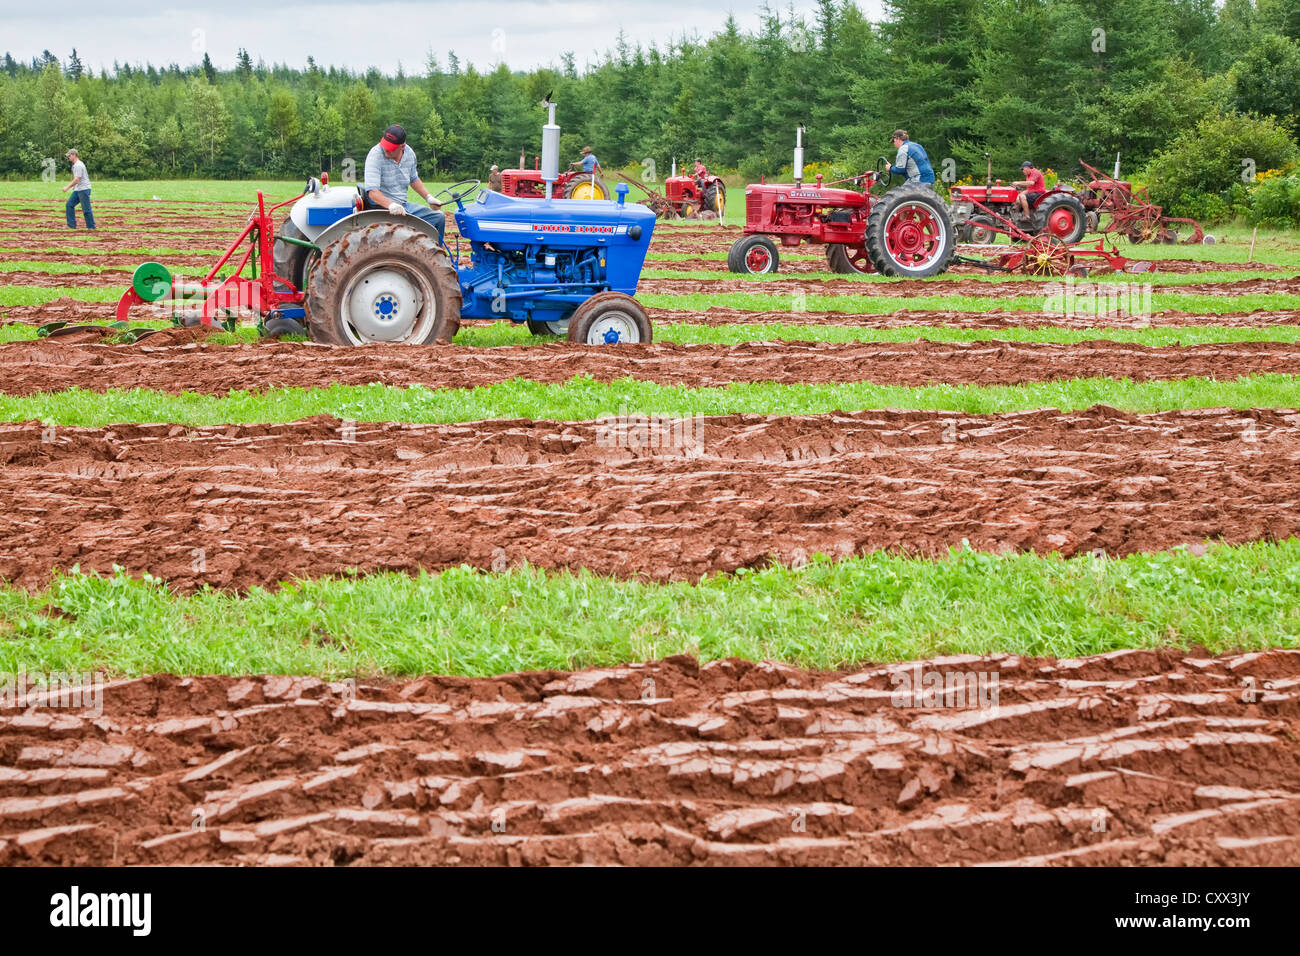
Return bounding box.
[0,0,887,75]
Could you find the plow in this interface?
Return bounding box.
[1075,159,1208,245]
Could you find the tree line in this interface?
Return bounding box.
[1,0,1298,204]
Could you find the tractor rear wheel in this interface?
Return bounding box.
[1035,193,1087,243]
[864,186,955,278]
[273,215,311,292]
[825,243,873,274]
[727,235,781,274]
[702,182,726,219]
[526,318,569,336]
[563,174,609,201]
[305,221,461,346]
[567,292,651,345]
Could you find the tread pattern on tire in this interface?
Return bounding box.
[563,174,609,200]
[726,235,780,274]
[1036,193,1088,244]
[566,292,652,344]
[305,221,462,346]
[864,185,956,278]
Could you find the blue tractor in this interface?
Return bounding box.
[271,102,657,346]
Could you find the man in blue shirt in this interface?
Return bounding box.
[363,124,445,242]
[888,129,936,189]
[573,146,601,176]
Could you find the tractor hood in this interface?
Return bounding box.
[456,189,656,249]
[744,182,868,207]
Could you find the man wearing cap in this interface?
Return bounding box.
[572,146,601,176]
[487,165,502,192]
[1014,161,1046,217]
[61,149,96,230]
[887,130,935,189]
[363,124,445,242]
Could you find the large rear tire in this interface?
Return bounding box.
[305,221,462,346]
[566,292,651,345]
[727,235,780,274]
[702,182,726,219]
[563,174,609,201]
[864,186,955,278]
[1035,193,1087,243]
[826,243,874,274]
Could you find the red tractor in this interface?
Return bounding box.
[500,161,610,201]
[727,162,956,277]
[947,158,1088,246]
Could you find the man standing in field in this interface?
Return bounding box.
[363,124,445,243]
[1014,161,1046,217]
[487,164,503,191]
[61,149,96,230]
[887,130,935,189]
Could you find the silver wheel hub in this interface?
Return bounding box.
[343,267,429,343]
[586,311,640,345]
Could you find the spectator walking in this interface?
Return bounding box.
[62,149,96,230]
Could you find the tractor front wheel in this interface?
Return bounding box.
[567,292,651,345]
[727,235,781,274]
[864,186,956,278]
[826,243,874,274]
[305,221,462,346]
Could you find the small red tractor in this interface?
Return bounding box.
[948,155,1088,245]
[728,129,956,277]
[499,163,609,200]
[622,161,727,219]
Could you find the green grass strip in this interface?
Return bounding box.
[641,266,1295,286]
[3,374,1299,427]
[2,542,1297,676]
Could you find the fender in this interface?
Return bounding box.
[312,209,442,251]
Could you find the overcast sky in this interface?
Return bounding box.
[1,0,888,75]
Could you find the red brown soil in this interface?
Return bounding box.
[3,338,1299,395]
[2,650,1298,865]
[653,306,1300,329]
[1,407,1297,592]
[639,275,1300,298]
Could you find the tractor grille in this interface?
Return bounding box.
[746,194,759,226]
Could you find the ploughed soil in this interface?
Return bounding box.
[1,650,1298,866]
[651,306,1300,329]
[2,407,1298,592]
[638,275,1300,298]
[3,338,1300,395]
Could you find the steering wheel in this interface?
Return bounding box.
[873,156,893,191]
[432,179,482,209]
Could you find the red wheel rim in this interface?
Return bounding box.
[745,246,772,272]
[883,202,943,270]
[1048,207,1078,239]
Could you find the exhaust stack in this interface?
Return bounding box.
[541,98,560,200]
[793,125,805,186]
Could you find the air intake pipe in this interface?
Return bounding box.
[541,99,560,200]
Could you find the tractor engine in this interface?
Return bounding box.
[454,187,656,332]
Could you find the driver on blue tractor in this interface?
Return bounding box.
[363,124,446,243]
[888,129,936,189]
